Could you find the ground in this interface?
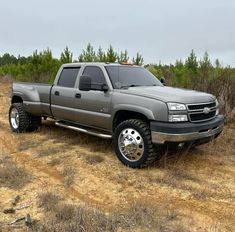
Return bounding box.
[0,82,234,231]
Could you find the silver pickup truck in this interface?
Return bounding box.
[9,63,224,168]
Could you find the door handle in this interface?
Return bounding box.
[75,93,81,98]
[54,91,60,96]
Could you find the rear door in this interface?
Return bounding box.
[51,67,80,121]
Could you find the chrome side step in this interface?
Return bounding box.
[55,122,112,139]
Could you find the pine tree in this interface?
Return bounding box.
[96,46,106,62]
[79,43,96,62]
[118,50,129,63]
[17,55,27,65]
[60,46,73,64]
[132,52,144,66]
[199,51,212,70]
[185,50,198,73]
[215,59,221,68]
[175,59,184,68]
[0,53,18,65]
[198,51,212,91]
[106,45,117,63]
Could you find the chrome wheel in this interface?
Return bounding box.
[118,128,144,162]
[10,108,19,129]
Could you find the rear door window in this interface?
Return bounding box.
[58,67,80,88]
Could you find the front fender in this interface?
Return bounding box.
[112,104,155,122]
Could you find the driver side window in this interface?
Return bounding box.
[82,66,106,90]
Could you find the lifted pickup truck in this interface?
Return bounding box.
[9,63,224,168]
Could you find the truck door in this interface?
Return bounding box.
[51,67,80,122]
[74,66,112,130]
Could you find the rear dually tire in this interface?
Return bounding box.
[9,103,41,133]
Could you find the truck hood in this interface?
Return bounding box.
[118,86,215,104]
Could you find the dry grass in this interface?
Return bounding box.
[61,166,75,188]
[191,183,232,201]
[18,140,36,151]
[84,154,105,165]
[0,154,31,189]
[36,147,61,157]
[47,158,61,166]
[38,192,61,211]
[34,194,184,232]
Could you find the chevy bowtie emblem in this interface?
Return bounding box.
[203,107,210,114]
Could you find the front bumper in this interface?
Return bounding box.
[151,115,224,144]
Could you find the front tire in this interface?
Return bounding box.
[113,119,158,168]
[9,103,41,133]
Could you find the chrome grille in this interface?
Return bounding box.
[188,102,216,111]
[187,101,217,122]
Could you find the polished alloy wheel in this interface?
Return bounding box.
[10,107,19,129]
[118,128,144,162]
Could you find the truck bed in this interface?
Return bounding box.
[12,82,53,116]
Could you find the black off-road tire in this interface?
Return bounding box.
[113,119,159,168]
[9,103,41,133]
[27,116,42,132]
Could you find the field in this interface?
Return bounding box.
[0,81,234,231]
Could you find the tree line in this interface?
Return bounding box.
[0,44,143,83]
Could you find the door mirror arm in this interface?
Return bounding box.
[101,84,109,92]
[160,76,166,86]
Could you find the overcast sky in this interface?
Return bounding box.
[0,0,234,66]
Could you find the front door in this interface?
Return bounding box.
[74,66,112,130]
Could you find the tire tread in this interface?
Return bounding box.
[9,103,41,133]
[113,119,158,168]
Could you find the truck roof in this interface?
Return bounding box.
[61,62,140,68]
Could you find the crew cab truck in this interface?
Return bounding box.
[9,63,224,168]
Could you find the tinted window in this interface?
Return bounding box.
[58,67,80,88]
[105,66,162,89]
[83,66,106,89]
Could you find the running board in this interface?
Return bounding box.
[55,122,112,139]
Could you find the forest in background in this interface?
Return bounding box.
[0,43,234,122]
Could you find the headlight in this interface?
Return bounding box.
[215,99,219,115]
[167,102,186,111]
[169,115,188,122]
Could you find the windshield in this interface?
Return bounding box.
[105,66,163,89]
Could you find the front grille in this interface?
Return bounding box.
[188,102,216,111]
[187,101,217,122]
[190,110,216,121]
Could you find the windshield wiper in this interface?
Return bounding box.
[120,84,141,89]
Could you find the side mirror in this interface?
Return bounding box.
[160,76,166,85]
[79,75,91,91]
[101,84,109,92]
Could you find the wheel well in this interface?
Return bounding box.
[12,96,23,104]
[113,110,149,131]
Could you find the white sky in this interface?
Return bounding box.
[0,0,234,66]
